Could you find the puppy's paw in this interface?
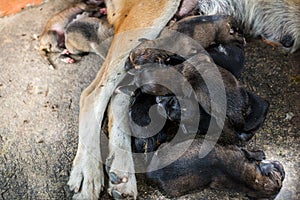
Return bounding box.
[259,160,285,182]
[60,56,76,64]
[68,152,104,199]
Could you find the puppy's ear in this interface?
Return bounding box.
[241,149,266,162]
[243,92,269,132]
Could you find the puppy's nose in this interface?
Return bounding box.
[237,132,255,141]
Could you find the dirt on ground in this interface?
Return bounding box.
[0,0,299,199]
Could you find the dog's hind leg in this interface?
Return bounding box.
[106,93,137,199]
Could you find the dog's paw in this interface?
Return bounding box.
[108,172,137,199]
[68,153,104,199]
[106,155,137,199]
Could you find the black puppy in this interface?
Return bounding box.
[128,90,284,200]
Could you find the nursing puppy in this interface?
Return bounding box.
[127,61,268,151]
[146,139,285,199]
[39,2,88,54]
[64,16,113,60]
[39,1,107,65]
[125,15,244,72]
[167,15,244,48]
[127,38,248,152]
[127,62,281,199]
[198,0,300,53]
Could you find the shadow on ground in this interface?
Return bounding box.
[0,0,299,199]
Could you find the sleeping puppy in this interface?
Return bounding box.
[39,1,108,66]
[146,138,285,199]
[64,16,113,59]
[198,0,300,53]
[126,57,269,143]
[128,88,281,199]
[125,15,244,72]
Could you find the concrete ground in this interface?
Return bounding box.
[0,0,299,199]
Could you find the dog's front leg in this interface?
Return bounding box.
[67,85,109,199]
[106,93,137,199]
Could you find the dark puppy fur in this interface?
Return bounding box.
[129,90,180,154]
[129,90,211,154]
[128,87,283,200]
[123,22,262,149]
[146,139,285,199]
[155,89,268,143]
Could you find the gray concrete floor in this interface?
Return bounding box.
[0,0,299,199]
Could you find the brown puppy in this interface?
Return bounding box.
[125,15,244,72]
[147,138,285,199]
[198,0,300,53]
[167,15,243,48]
